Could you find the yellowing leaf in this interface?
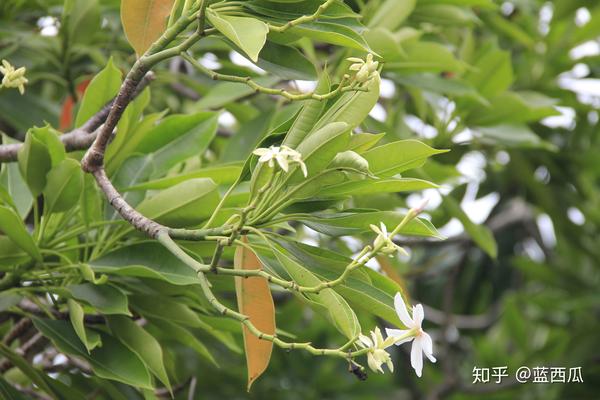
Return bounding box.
[121,0,174,56]
[234,238,275,391]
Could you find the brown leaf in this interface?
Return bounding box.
[121,0,174,56]
[234,238,276,391]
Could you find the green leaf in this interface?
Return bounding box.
[257,42,317,80]
[206,9,269,62]
[0,343,57,396]
[314,73,380,131]
[271,246,360,339]
[0,205,40,261]
[442,196,497,258]
[387,41,465,74]
[362,140,448,177]
[287,21,371,52]
[66,283,131,315]
[43,159,83,215]
[275,240,406,327]
[17,126,64,196]
[348,132,385,153]
[134,112,218,177]
[474,124,557,150]
[136,178,219,227]
[75,57,122,127]
[283,72,331,148]
[130,294,207,328]
[320,178,438,197]
[148,318,217,366]
[68,299,102,352]
[1,135,33,218]
[0,237,29,268]
[107,315,171,392]
[63,0,100,44]
[291,121,351,182]
[195,76,280,110]
[90,242,200,285]
[0,375,29,400]
[123,163,243,191]
[299,210,443,238]
[32,318,152,389]
[464,43,513,98]
[368,0,415,30]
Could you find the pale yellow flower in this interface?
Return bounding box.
[253,145,308,177]
[0,59,28,95]
[347,54,379,83]
[357,327,396,374]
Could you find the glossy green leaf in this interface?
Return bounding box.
[17,127,63,196]
[66,283,131,315]
[206,9,268,62]
[75,57,122,127]
[0,205,40,261]
[90,242,200,285]
[387,41,465,73]
[271,246,360,339]
[314,73,380,131]
[321,178,438,197]
[363,140,448,177]
[43,159,83,215]
[0,236,29,268]
[134,112,219,176]
[107,315,171,392]
[148,318,217,366]
[1,135,33,218]
[257,42,317,80]
[368,0,415,30]
[32,318,152,389]
[299,210,444,238]
[68,299,102,353]
[283,72,331,149]
[63,0,100,44]
[136,178,219,227]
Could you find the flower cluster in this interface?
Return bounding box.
[359,293,436,377]
[0,59,28,95]
[347,54,379,83]
[253,145,308,177]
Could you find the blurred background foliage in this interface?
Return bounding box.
[1,0,599,399]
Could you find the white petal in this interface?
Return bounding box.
[394,293,414,328]
[253,148,268,156]
[412,304,424,328]
[367,353,384,374]
[258,153,272,163]
[370,224,382,235]
[410,339,424,377]
[421,332,436,363]
[346,57,363,63]
[358,334,373,348]
[385,328,413,346]
[276,155,289,172]
[299,161,308,177]
[379,222,388,236]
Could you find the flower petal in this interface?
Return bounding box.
[253,148,268,156]
[358,334,373,348]
[394,293,414,328]
[412,304,424,328]
[410,339,424,377]
[367,353,384,374]
[384,328,412,346]
[421,332,436,363]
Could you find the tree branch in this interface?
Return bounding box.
[0,73,154,163]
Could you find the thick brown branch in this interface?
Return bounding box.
[0,73,154,163]
[93,168,166,238]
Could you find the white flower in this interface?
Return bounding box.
[253,145,307,177]
[357,327,395,374]
[369,222,408,256]
[347,54,379,83]
[386,293,436,377]
[0,59,28,95]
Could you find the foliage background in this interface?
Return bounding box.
[1,0,599,399]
